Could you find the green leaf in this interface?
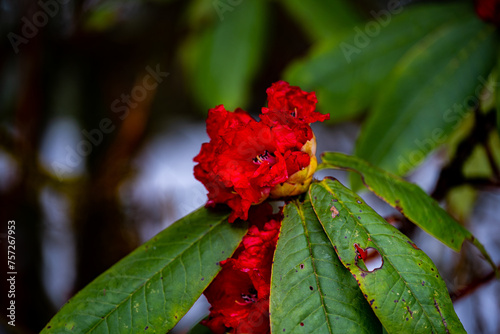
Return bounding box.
[284,2,471,121]
[355,13,497,176]
[42,207,247,333]
[278,0,361,41]
[445,185,477,224]
[182,0,267,111]
[319,152,497,274]
[270,199,382,333]
[310,178,466,333]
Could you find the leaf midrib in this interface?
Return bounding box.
[295,201,334,334]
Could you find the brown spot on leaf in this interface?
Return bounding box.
[330,205,339,218]
[407,241,420,250]
[406,306,413,319]
[434,298,449,333]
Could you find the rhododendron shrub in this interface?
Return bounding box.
[194,81,329,223]
[43,76,497,334]
[192,82,490,334]
[41,3,500,333]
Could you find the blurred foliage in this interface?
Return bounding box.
[1,0,500,333]
[181,0,267,111]
[286,2,470,122]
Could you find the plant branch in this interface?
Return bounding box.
[450,263,500,303]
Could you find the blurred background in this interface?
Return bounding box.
[1,0,500,333]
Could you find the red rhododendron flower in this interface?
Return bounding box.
[262,81,329,124]
[475,0,500,25]
[194,81,329,222]
[202,205,281,334]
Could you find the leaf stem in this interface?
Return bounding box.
[450,263,500,302]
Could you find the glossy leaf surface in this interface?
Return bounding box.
[310,178,466,333]
[42,207,247,333]
[355,13,497,175]
[271,199,381,333]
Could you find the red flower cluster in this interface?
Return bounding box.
[194,81,329,222]
[475,0,500,25]
[202,205,281,334]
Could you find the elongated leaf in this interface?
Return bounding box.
[285,2,471,121]
[355,13,497,175]
[270,199,381,333]
[279,0,361,41]
[310,178,466,333]
[182,0,267,111]
[497,54,500,136]
[319,152,497,274]
[42,207,247,333]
